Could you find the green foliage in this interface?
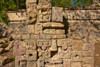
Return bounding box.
[0,0,26,25]
[51,0,93,7]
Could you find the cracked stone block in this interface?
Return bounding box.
[30,34,39,39]
[26,50,37,60]
[35,23,42,34]
[50,39,57,51]
[58,47,71,59]
[71,62,82,67]
[37,58,45,67]
[25,40,36,50]
[72,40,83,51]
[52,7,63,22]
[38,9,51,22]
[71,51,82,61]
[27,61,37,67]
[63,59,71,67]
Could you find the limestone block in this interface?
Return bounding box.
[26,4,37,14]
[83,51,94,57]
[37,39,51,49]
[20,60,27,67]
[72,40,83,51]
[83,43,94,51]
[57,39,72,47]
[71,62,82,67]
[37,58,45,67]
[43,22,64,28]
[39,0,50,3]
[35,23,42,34]
[27,61,37,67]
[63,59,71,67]
[71,51,82,61]
[0,48,3,53]
[43,29,56,34]
[31,34,40,39]
[27,25,35,33]
[58,47,71,59]
[50,39,57,51]
[37,3,51,9]
[52,7,63,22]
[26,50,37,60]
[45,64,63,67]
[21,34,30,39]
[55,34,67,39]
[25,40,36,50]
[83,64,91,67]
[13,41,26,56]
[26,0,37,4]
[56,29,65,34]
[45,59,63,64]
[38,50,51,59]
[83,57,94,64]
[38,9,51,22]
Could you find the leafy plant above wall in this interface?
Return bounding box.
[51,0,93,7]
[0,0,26,25]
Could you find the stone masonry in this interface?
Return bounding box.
[4,0,100,67]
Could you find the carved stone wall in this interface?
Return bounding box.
[5,0,100,67]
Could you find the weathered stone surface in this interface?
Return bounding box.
[56,29,65,34]
[83,43,94,51]
[37,3,51,9]
[20,60,27,67]
[26,50,37,60]
[83,57,94,64]
[0,48,3,53]
[50,39,57,51]
[43,29,56,34]
[21,34,30,39]
[25,40,36,50]
[27,61,37,67]
[38,9,51,22]
[35,23,42,34]
[26,0,37,3]
[0,56,8,66]
[45,59,63,64]
[5,41,13,51]
[37,58,45,67]
[71,62,82,67]
[83,64,91,67]
[72,40,83,51]
[30,34,39,39]
[71,51,82,61]
[52,7,63,22]
[13,41,26,56]
[27,25,35,33]
[58,47,71,59]
[83,51,94,57]
[43,22,64,28]
[63,59,71,67]
[57,39,72,47]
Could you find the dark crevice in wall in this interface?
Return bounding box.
[63,17,69,35]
